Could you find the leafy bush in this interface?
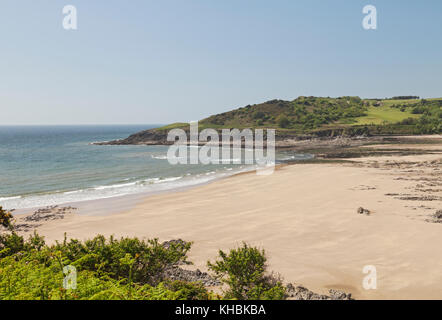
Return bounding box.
[276,115,290,128]
[399,117,417,125]
[0,231,289,300]
[52,234,192,285]
[207,243,286,300]
[163,280,211,300]
[0,253,210,300]
[0,232,209,300]
[0,231,45,259]
[0,207,13,230]
[253,111,266,120]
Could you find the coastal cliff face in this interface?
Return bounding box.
[97,129,171,145]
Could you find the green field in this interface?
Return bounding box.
[355,104,419,125]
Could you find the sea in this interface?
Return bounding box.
[0,125,313,210]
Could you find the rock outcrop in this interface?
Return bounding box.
[163,266,221,287]
[286,283,353,300]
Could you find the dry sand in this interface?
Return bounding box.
[14,144,442,300]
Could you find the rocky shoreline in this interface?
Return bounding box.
[1,205,78,233]
[93,126,377,148]
[94,128,442,157]
[286,284,353,300]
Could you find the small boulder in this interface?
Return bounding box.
[433,210,442,222]
[357,207,371,215]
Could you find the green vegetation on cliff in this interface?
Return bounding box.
[201,96,367,130]
[158,96,442,135]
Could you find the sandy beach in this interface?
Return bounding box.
[11,138,442,300]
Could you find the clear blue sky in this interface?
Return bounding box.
[1,0,441,125]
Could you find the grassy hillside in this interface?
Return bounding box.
[157,96,442,135]
[355,105,419,125]
[200,96,366,130]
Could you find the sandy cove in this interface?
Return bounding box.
[14,147,442,300]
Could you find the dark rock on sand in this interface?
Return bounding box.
[14,223,42,232]
[163,266,221,287]
[286,283,353,300]
[398,195,440,201]
[1,206,77,234]
[357,207,371,215]
[24,205,77,222]
[162,239,188,249]
[432,210,442,223]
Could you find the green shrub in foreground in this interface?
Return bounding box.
[52,234,191,286]
[208,242,286,300]
[0,231,285,300]
[0,252,210,300]
[0,232,206,300]
[0,207,13,230]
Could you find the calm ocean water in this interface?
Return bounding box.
[0,125,312,210]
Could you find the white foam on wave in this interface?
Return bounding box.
[1,152,311,210]
[93,181,138,190]
[0,196,22,202]
[277,153,314,161]
[151,155,168,160]
[0,168,254,210]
